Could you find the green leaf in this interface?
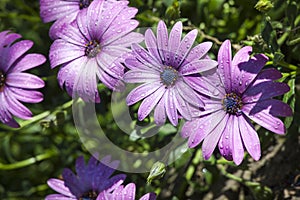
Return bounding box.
[283,78,295,129]
[273,52,285,66]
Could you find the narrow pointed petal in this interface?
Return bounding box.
[144,29,161,64]
[243,81,290,103]
[138,86,165,121]
[202,112,229,160]
[176,81,204,107]
[6,73,44,89]
[217,40,232,92]
[156,21,169,63]
[175,29,198,67]
[47,179,75,198]
[218,115,234,161]
[232,115,244,165]
[238,116,261,161]
[235,54,268,94]
[126,82,162,105]
[49,40,84,68]
[11,54,46,72]
[165,89,178,126]
[180,59,218,75]
[168,21,182,64]
[154,96,166,126]
[182,42,213,66]
[242,103,286,134]
[173,89,191,120]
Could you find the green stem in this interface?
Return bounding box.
[0,149,58,170]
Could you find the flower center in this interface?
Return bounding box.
[222,93,243,115]
[160,66,178,87]
[85,40,101,58]
[79,191,98,200]
[0,70,6,92]
[79,0,93,9]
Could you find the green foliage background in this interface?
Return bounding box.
[0,0,299,199]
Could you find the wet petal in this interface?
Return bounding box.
[242,103,286,134]
[238,116,261,161]
[49,39,84,68]
[180,59,218,75]
[165,89,178,126]
[235,54,268,94]
[6,72,44,89]
[175,29,198,67]
[144,29,161,64]
[243,81,290,103]
[182,42,213,66]
[46,179,75,198]
[217,40,232,93]
[126,82,162,105]
[156,21,169,64]
[138,86,165,121]
[176,81,204,107]
[11,54,46,72]
[202,111,229,160]
[123,70,160,83]
[173,88,191,120]
[154,96,166,126]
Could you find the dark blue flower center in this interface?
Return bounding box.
[79,191,98,200]
[222,93,243,115]
[79,0,93,9]
[0,70,6,92]
[160,66,178,87]
[85,40,101,58]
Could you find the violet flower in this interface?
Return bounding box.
[49,0,143,102]
[46,155,126,200]
[40,0,95,39]
[123,20,217,126]
[181,40,292,165]
[0,31,45,128]
[98,183,157,200]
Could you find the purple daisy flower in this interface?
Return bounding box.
[46,155,126,200]
[123,20,217,126]
[98,183,157,200]
[0,31,45,128]
[181,40,292,165]
[40,0,111,39]
[49,0,143,102]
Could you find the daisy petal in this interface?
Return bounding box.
[238,116,261,161]
[145,29,161,64]
[46,179,75,198]
[156,21,169,64]
[217,40,232,93]
[138,86,165,121]
[202,111,229,160]
[175,29,198,67]
[182,42,213,66]
[11,54,46,72]
[180,59,218,75]
[242,103,286,134]
[154,96,166,126]
[126,82,162,105]
[235,54,268,94]
[232,115,244,165]
[123,70,159,83]
[165,89,178,126]
[168,21,182,65]
[6,72,44,89]
[243,81,290,103]
[49,39,84,68]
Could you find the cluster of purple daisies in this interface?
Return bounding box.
[0,0,293,198]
